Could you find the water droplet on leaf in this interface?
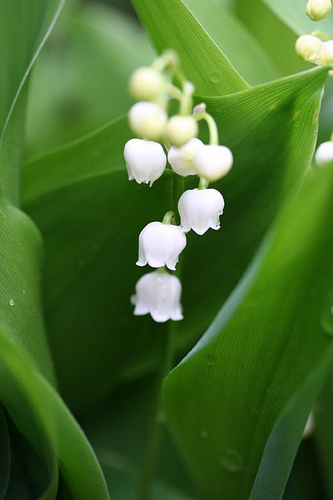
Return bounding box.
[220,448,243,472]
[9,299,15,307]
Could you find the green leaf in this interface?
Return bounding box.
[183,0,279,85]
[22,68,327,412]
[236,0,308,76]
[83,375,198,499]
[163,162,333,499]
[131,0,249,95]
[262,0,333,37]
[26,2,154,155]
[0,0,109,497]
[0,0,66,204]
[0,326,109,499]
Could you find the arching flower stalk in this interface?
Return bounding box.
[124,50,234,322]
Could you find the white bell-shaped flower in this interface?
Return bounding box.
[124,139,167,186]
[295,35,322,63]
[131,270,183,323]
[306,0,332,21]
[315,141,333,166]
[165,115,198,147]
[168,138,204,177]
[193,145,233,182]
[137,221,186,271]
[318,40,333,67]
[178,188,225,235]
[129,67,165,101]
[128,102,167,141]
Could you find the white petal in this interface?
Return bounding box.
[178,188,225,235]
[124,139,166,186]
[168,138,204,177]
[132,271,183,323]
[136,222,186,270]
[193,145,233,182]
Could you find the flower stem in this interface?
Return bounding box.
[138,321,177,500]
[138,173,184,500]
[193,110,219,145]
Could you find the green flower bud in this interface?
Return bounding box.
[129,67,165,101]
[165,116,198,147]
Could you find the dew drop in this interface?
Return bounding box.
[201,430,208,439]
[9,299,15,307]
[205,352,217,367]
[209,71,220,83]
[220,448,243,472]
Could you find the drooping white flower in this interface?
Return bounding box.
[295,35,322,63]
[315,140,333,166]
[128,102,167,141]
[193,145,233,182]
[168,138,204,177]
[137,222,186,271]
[129,67,165,101]
[306,0,332,21]
[318,40,333,67]
[165,115,198,147]
[178,188,225,235]
[124,139,167,186]
[131,270,183,323]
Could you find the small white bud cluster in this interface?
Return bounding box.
[306,0,332,21]
[124,51,234,322]
[295,1,333,69]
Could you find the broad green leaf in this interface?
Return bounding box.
[83,375,198,499]
[184,0,279,85]
[163,163,333,498]
[236,0,308,76]
[0,0,66,205]
[262,0,333,37]
[131,0,249,95]
[0,326,109,499]
[0,0,109,497]
[22,68,327,412]
[26,2,154,155]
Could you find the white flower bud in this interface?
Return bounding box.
[137,222,186,271]
[318,40,333,66]
[168,138,204,177]
[295,35,322,63]
[315,140,333,166]
[193,145,233,183]
[129,67,165,101]
[165,115,198,147]
[131,271,183,323]
[128,102,168,141]
[178,188,225,235]
[124,139,166,186]
[306,0,332,21]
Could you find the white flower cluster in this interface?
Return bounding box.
[295,1,333,70]
[123,50,233,323]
